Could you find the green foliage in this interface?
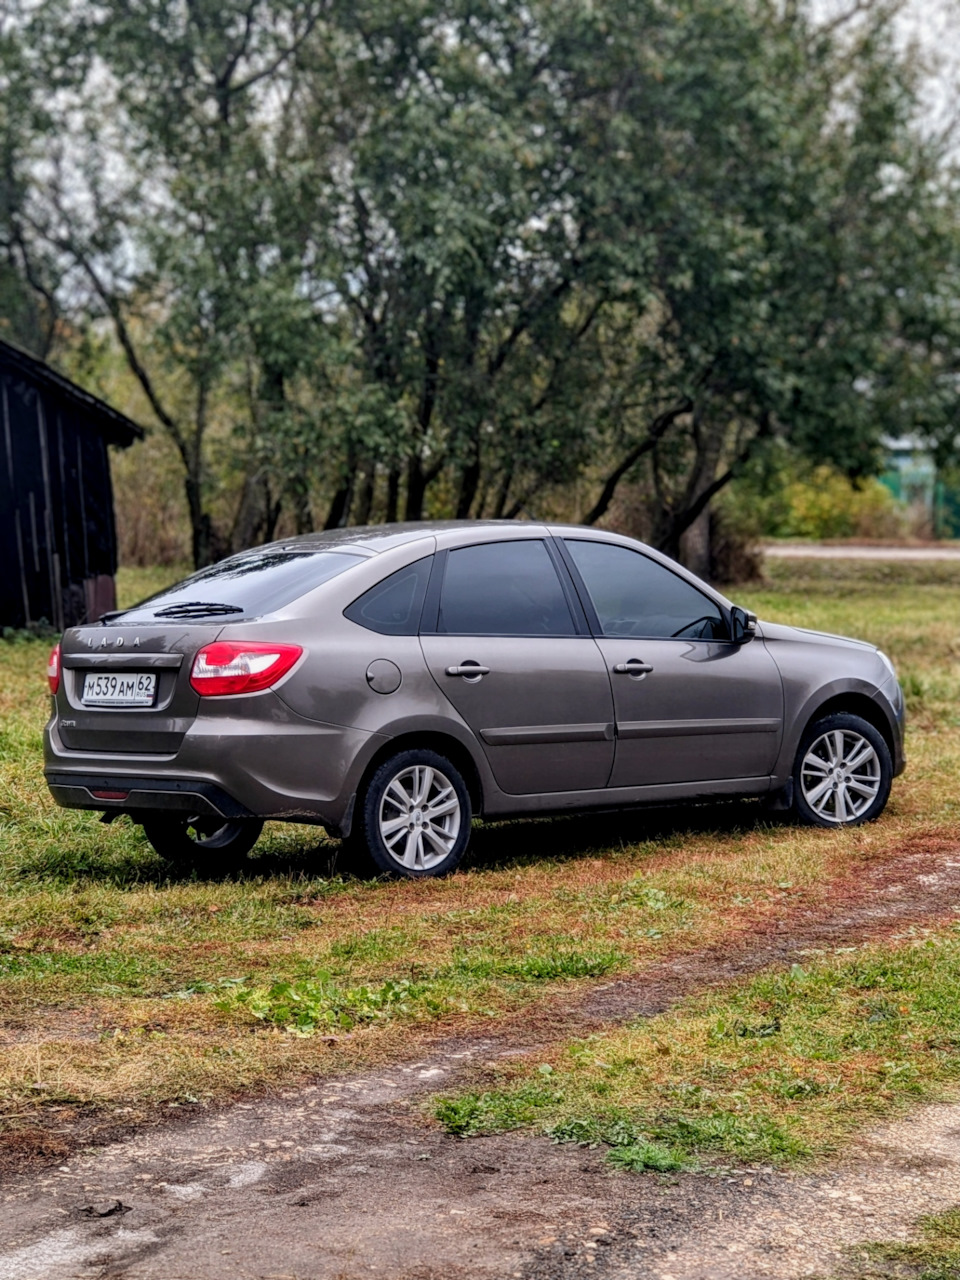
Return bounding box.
[434,1084,561,1137]
[778,469,906,541]
[220,973,436,1034]
[606,1142,689,1174]
[0,22,59,355]
[10,0,958,563]
[731,457,908,541]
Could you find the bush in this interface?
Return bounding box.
[709,506,764,584]
[778,466,907,540]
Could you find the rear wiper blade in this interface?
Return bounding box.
[152,601,245,618]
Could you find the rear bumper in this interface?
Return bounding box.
[45,773,255,820]
[43,700,388,833]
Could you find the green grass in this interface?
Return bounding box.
[0,557,958,1123]
[834,1208,960,1279]
[434,927,960,1170]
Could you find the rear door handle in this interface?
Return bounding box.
[445,663,490,679]
[613,659,654,676]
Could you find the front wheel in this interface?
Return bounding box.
[357,749,472,878]
[793,713,892,827]
[140,813,264,871]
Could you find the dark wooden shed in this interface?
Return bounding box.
[0,338,143,631]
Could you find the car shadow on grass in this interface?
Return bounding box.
[250,797,786,882]
[20,798,787,887]
[464,797,786,872]
[224,797,786,884]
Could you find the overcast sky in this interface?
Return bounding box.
[898,0,960,135]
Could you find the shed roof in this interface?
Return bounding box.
[0,337,144,448]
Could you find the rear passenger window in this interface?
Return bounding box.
[565,539,727,640]
[344,557,431,635]
[438,541,576,636]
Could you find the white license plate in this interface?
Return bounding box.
[82,672,157,707]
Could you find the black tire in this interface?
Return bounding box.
[140,813,264,871]
[356,748,472,878]
[793,712,892,828]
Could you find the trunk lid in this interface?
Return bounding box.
[58,623,220,754]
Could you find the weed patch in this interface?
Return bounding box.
[447,947,625,982]
[220,974,450,1033]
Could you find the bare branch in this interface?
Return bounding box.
[231,2,327,97]
[583,399,693,525]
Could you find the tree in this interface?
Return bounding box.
[879,200,960,533]
[25,0,334,565]
[12,0,956,568]
[576,0,950,569]
[0,16,59,355]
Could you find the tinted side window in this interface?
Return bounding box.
[344,557,432,635]
[565,540,727,640]
[438,541,576,636]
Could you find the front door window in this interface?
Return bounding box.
[565,538,726,640]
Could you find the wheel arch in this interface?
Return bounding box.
[799,693,896,762]
[355,731,485,819]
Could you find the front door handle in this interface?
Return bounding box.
[613,659,654,677]
[445,662,491,680]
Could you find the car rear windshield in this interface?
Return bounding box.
[114,550,366,622]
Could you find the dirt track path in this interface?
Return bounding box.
[3,840,960,1280]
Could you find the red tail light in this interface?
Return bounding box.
[190,641,303,696]
[47,643,61,695]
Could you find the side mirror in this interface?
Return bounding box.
[730,605,758,644]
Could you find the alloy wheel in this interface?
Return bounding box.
[378,764,462,871]
[799,729,881,824]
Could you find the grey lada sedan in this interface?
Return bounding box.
[44,522,904,876]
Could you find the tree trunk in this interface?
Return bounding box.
[491,466,513,519]
[263,483,283,544]
[185,473,215,569]
[230,472,266,554]
[354,464,376,525]
[456,451,481,519]
[404,456,426,520]
[324,476,354,530]
[385,468,400,523]
[287,471,314,534]
[680,507,711,579]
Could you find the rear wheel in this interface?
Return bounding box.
[793,713,892,827]
[357,749,471,878]
[140,814,264,871]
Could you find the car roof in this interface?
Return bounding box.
[259,520,549,555]
[227,520,734,611]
